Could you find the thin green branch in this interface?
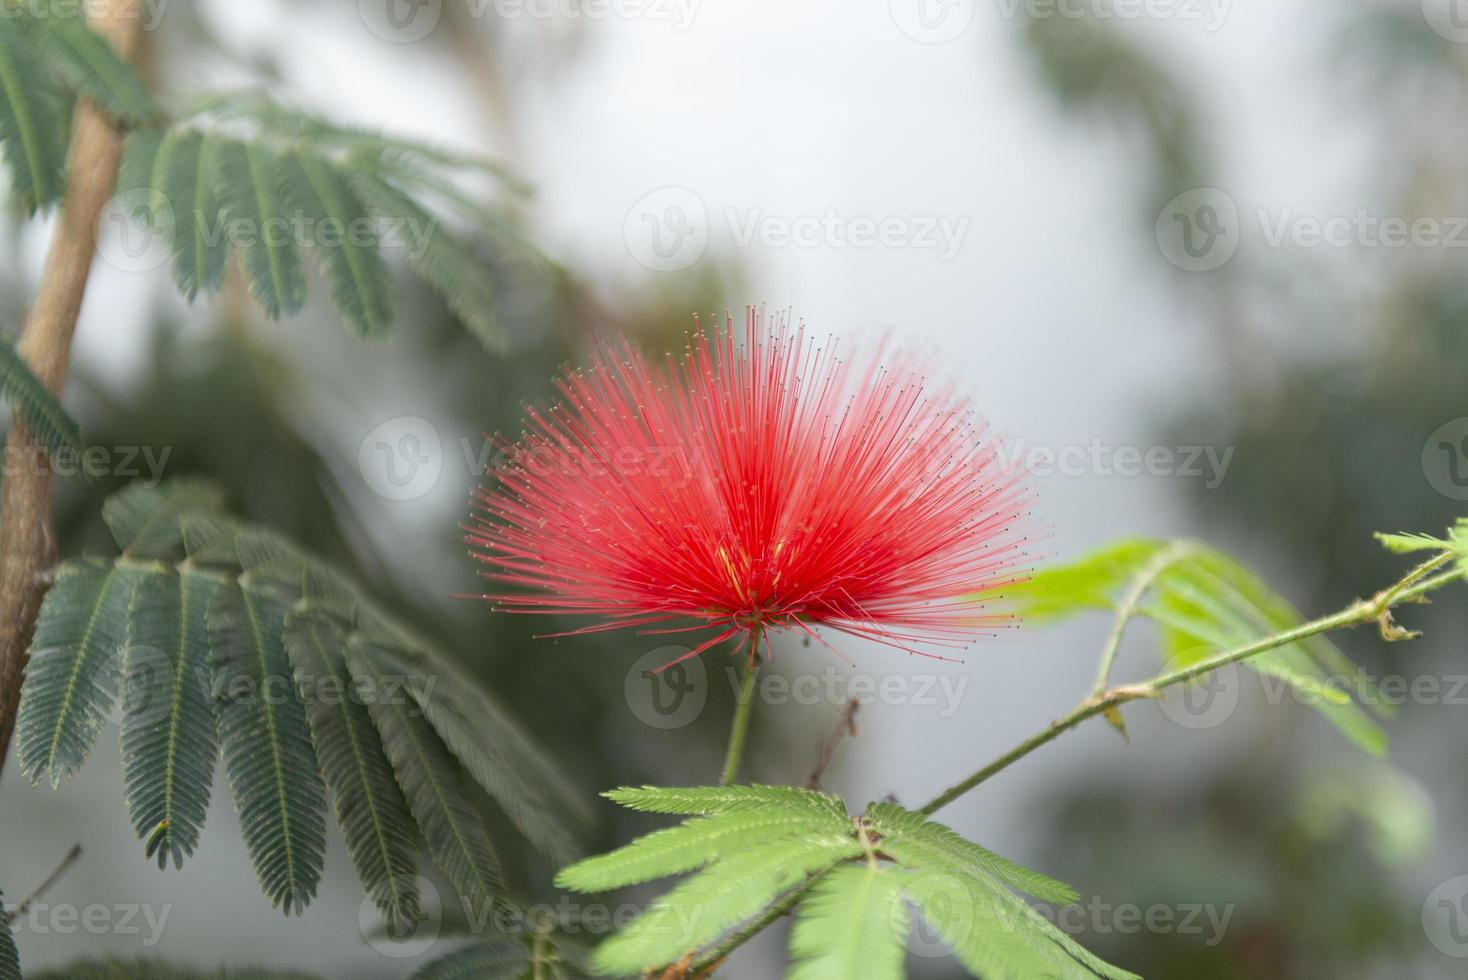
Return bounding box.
[653,548,1467,975]
[1091,541,1193,695]
[918,554,1466,816]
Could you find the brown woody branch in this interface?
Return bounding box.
[0,1,145,776]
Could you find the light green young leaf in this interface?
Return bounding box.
[1374,531,1449,554]
[557,807,850,894]
[604,784,849,819]
[904,870,1134,980]
[865,802,1079,906]
[1011,538,1388,754]
[591,834,864,976]
[788,864,907,980]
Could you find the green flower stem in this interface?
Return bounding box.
[918,552,1463,816]
[719,631,761,786]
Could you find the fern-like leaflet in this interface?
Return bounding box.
[0,888,18,980]
[15,479,587,928]
[113,93,529,348]
[0,3,157,212]
[550,784,1136,980]
[0,338,82,457]
[1006,538,1391,753]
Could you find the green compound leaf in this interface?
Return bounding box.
[285,609,421,934]
[121,568,224,869]
[209,577,326,915]
[0,337,82,456]
[18,559,148,786]
[788,864,907,980]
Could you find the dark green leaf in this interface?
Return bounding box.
[121,568,224,868]
[285,608,420,933]
[0,337,82,455]
[0,12,66,212]
[18,559,148,786]
[286,150,393,337]
[209,576,327,914]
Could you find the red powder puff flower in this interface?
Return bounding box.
[466,309,1031,668]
